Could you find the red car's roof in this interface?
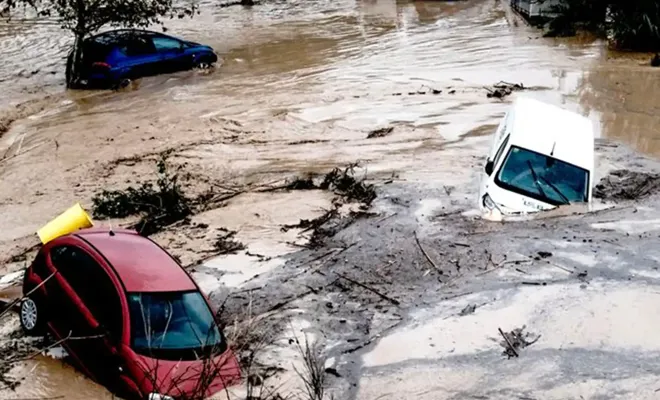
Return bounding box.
[76,229,196,293]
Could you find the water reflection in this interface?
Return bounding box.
[578,56,660,156]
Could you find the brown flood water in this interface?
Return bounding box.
[1,0,660,398]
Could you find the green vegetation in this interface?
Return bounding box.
[545,0,660,51]
[92,158,192,236]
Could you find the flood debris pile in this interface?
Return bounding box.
[498,325,541,359]
[485,81,526,99]
[391,84,450,96]
[219,0,257,8]
[92,158,192,236]
[281,165,377,248]
[285,175,317,190]
[319,164,377,206]
[366,126,394,139]
[593,169,660,201]
[214,228,246,255]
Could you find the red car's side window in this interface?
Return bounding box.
[50,245,124,341]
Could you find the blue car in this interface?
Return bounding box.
[66,29,218,88]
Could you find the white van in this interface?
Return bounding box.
[479,97,594,218]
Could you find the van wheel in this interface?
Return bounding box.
[20,296,46,336]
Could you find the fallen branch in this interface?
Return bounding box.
[335,272,400,306]
[498,327,519,358]
[442,291,473,301]
[376,212,398,224]
[541,259,574,274]
[0,270,57,320]
[414,231,443,275]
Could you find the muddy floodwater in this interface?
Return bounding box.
[1,0,660,399]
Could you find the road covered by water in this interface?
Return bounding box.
[1,0,660,399]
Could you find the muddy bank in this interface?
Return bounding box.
[594,169,660,201]
[204,142,660,400]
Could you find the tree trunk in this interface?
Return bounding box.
[66,33,85,89]
[67,0,86,89]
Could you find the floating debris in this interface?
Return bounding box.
[367,127,394,139]
[459,303,477,316]
[498,325,541,358]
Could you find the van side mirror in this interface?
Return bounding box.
[485,160,494,176]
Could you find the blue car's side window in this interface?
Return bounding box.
[121,37,156,57]
[153,37,182,53]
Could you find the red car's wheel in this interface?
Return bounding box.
[20,295,46,336]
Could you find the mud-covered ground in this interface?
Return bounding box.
[2,0,660,399]
[208,141,660,399]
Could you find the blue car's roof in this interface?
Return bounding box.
[86,29,190,45]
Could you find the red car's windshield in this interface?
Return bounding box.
[128,291,224,360]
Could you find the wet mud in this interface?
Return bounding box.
[594,169,660,201]
[1,0,660,398]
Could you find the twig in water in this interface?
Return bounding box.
[335,272,400,306]
[476,255,532,276]
[414,231,443,276]
[376,212,398,224]
[297,249,339,268]
[2,331,73,365]
[541,259,574,274]
[498,327,519,357]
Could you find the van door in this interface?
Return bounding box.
[48,245,124,387]
[480,133,511,204]
[487,110,512,162]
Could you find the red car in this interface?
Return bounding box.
[20,228,241,399]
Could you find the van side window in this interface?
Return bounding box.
[50,246,123,340]
[493,134,510,168]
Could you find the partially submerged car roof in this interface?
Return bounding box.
[507,97,594,172]
[75,229,197,293]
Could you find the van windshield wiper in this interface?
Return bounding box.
[526,161,548,199]
[538,176,570,205]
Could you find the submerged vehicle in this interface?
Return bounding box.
[66,29,219,88]
[479,97,594,218]
[20,228,240,399]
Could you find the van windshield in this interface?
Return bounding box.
[128,291,225,360]
[495,146,589,206]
